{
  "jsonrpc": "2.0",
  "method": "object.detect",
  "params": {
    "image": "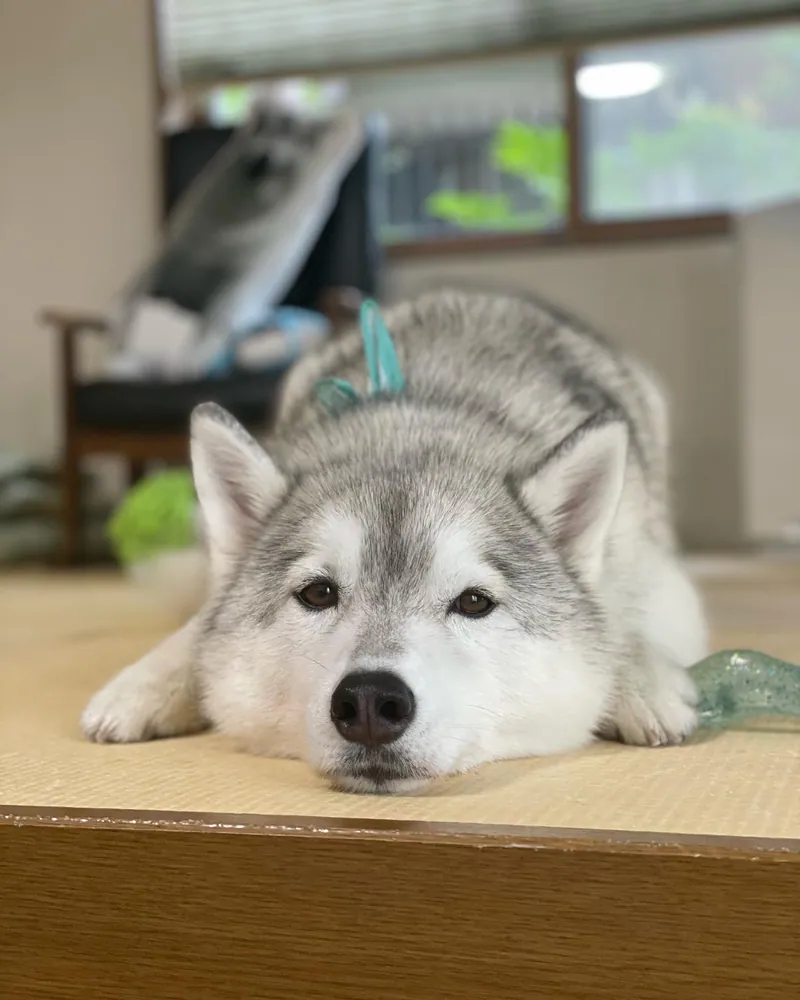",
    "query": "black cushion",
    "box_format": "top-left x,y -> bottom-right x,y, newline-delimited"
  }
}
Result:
74,369 -> 288,432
